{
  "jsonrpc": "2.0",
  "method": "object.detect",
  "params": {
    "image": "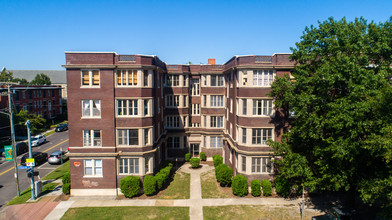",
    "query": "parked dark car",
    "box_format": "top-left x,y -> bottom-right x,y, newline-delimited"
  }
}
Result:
55,123 -> 68,132
15,142 -> 28,156
20,152 -> 48,166
48,151 -> 68,164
